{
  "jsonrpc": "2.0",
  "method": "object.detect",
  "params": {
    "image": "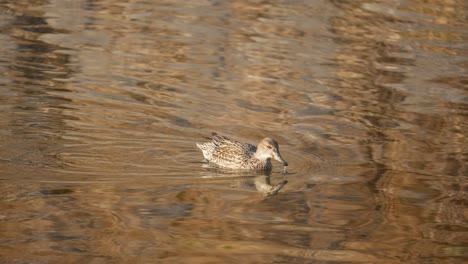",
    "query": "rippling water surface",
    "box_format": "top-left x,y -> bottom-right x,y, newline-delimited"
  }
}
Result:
0,0 -> 467,263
